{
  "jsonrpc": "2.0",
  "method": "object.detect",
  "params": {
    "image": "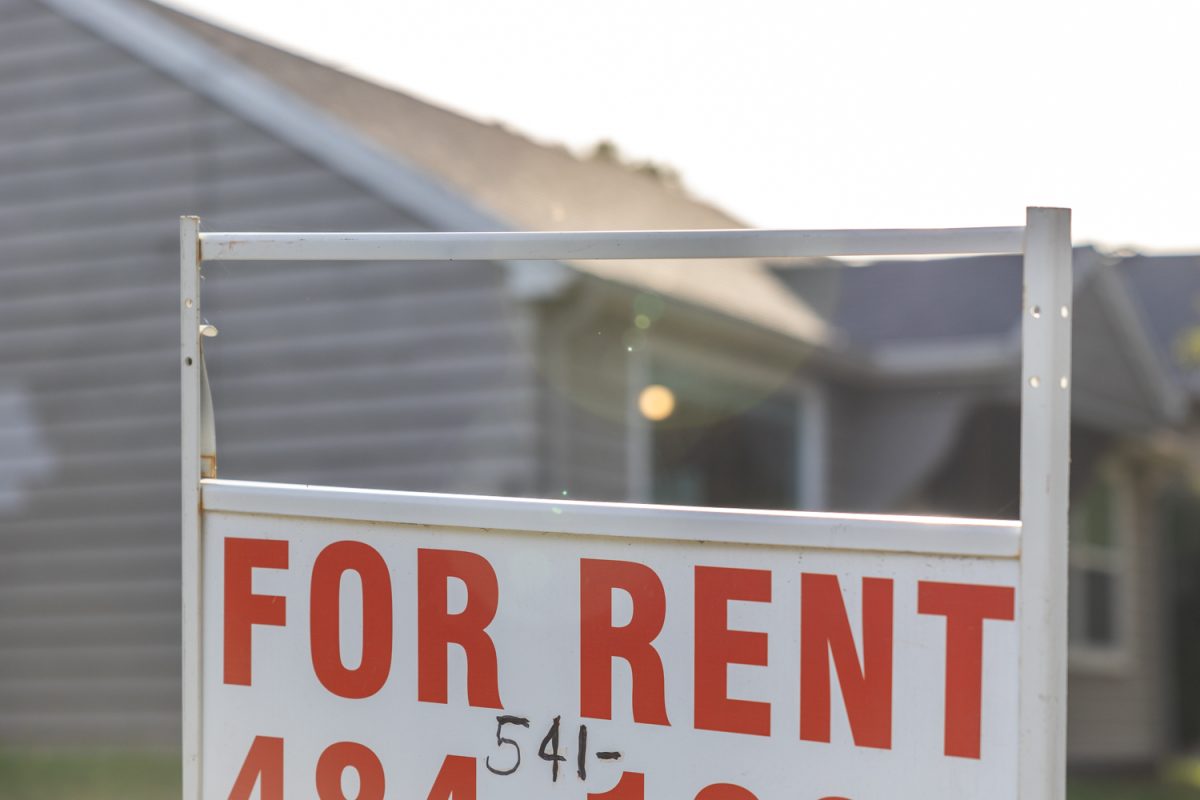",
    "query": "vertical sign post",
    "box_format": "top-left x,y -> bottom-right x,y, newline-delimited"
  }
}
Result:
1019,208 -> 1073,800
180,216 -> 203,800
